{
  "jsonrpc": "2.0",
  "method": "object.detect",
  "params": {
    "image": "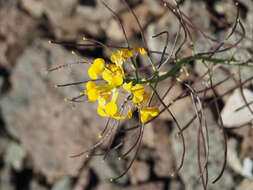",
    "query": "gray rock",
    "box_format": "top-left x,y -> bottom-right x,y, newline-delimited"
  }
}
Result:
0,166 -> 15,190
129,160 -> 150,184
227,139 -> 244,176
105,4 -> 153,42
89,156 -> 128,184
143,0 -> 164,16
0,136 -> 10,155
0,0 -> 36,69
242,157 -> 253,179
29,180 -> 48,190
221,89 -> 253,127
72,168 -> 89,190
146,119 -> 175,177
215,0 -> 237,23
128,182 -> 164,190
171,98 -> 234,190
96,181 -> 164,190
169,179 -> 185,190
96,182 -> 123,190
236,178 -> 253,190
3,142 -> 27,171
21,0 -> 45,18
0,76 -> 4,94
76,0 -> 126,22
21,0 -> 127,39
0,40 -> 105,183
51,177 -> 73,190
